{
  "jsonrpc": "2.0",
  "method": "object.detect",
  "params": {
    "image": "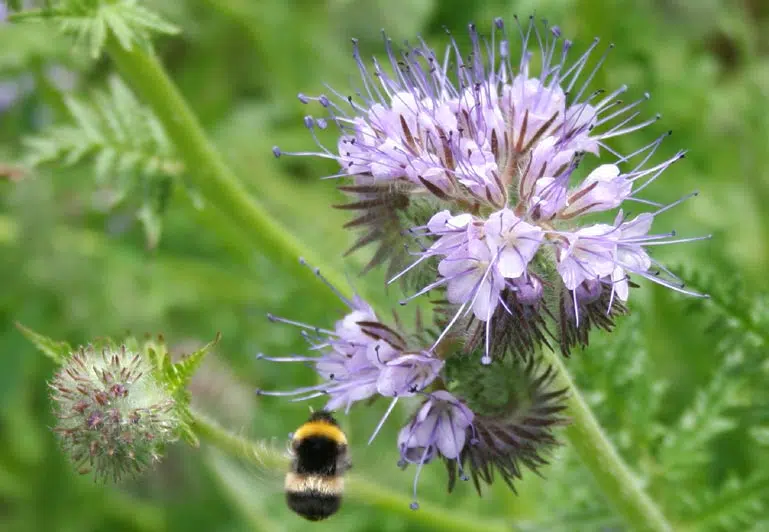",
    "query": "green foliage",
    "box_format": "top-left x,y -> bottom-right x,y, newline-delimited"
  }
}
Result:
22,76 -> 183,247
0,19 -> 88,75
145,332 -> 221,445
155,333 -> 221,398
14,0 -> 179,58
2,0 -> 769,531
14,322 -> 73,364
559,280 -> 769,531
